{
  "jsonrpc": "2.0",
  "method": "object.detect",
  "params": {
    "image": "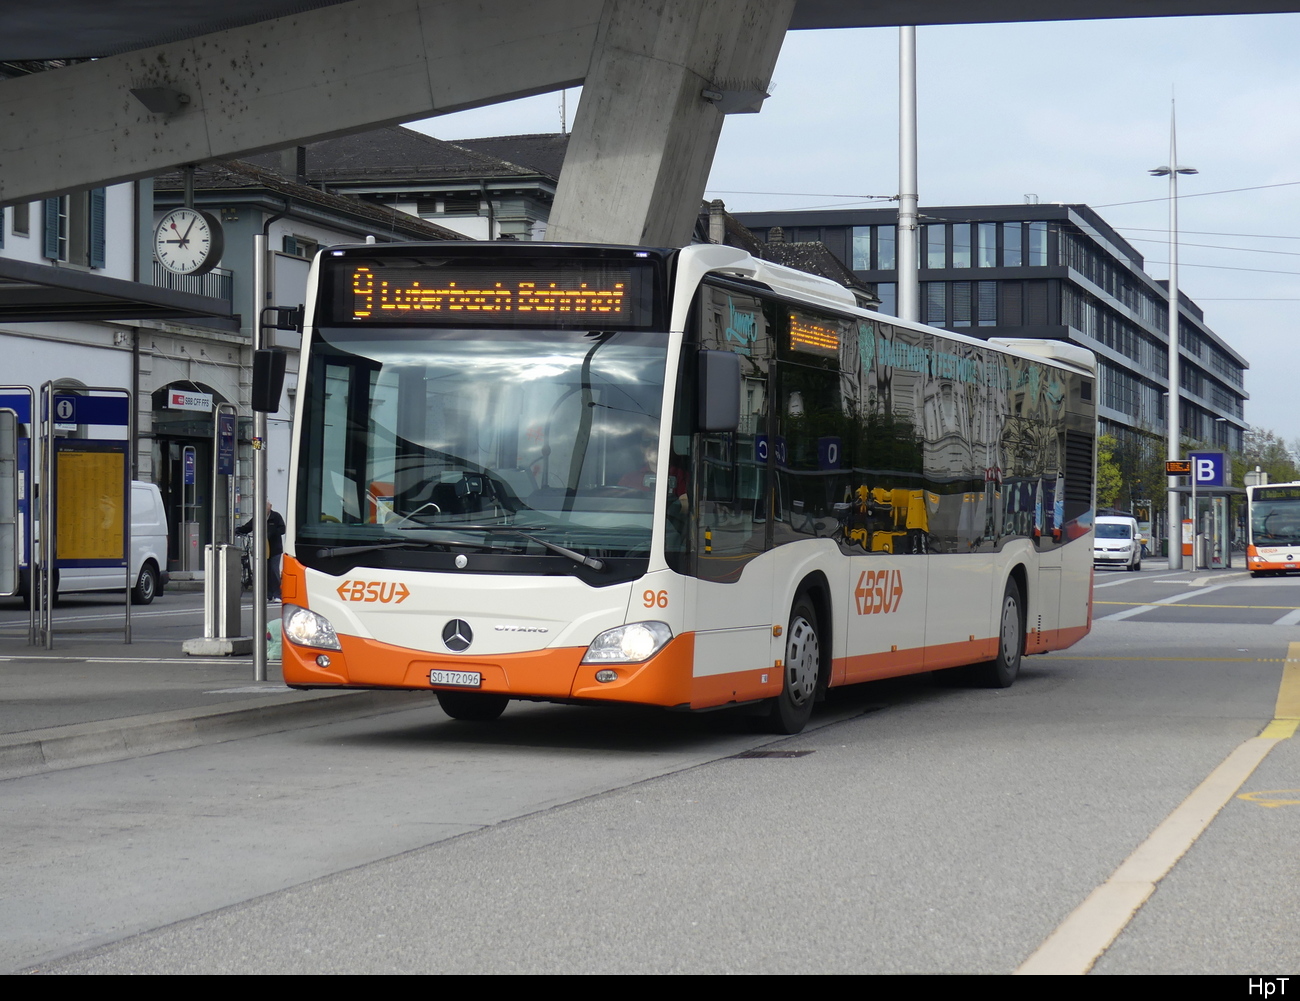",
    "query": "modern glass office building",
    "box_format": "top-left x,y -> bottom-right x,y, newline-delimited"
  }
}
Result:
733,204 -> 1248,456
